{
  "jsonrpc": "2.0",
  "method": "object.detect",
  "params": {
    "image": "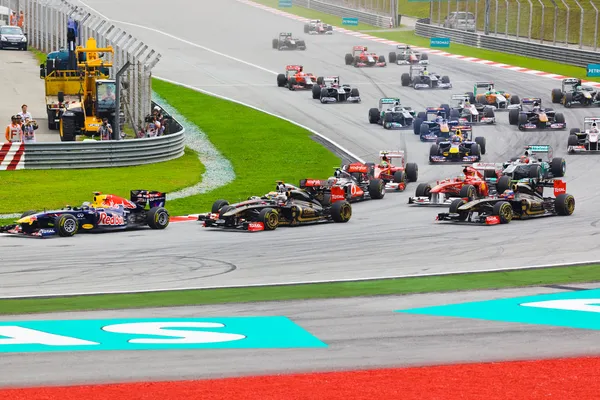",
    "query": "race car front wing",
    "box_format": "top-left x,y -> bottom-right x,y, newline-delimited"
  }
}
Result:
430,155 -> 481,163
414,82 -> 452,90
